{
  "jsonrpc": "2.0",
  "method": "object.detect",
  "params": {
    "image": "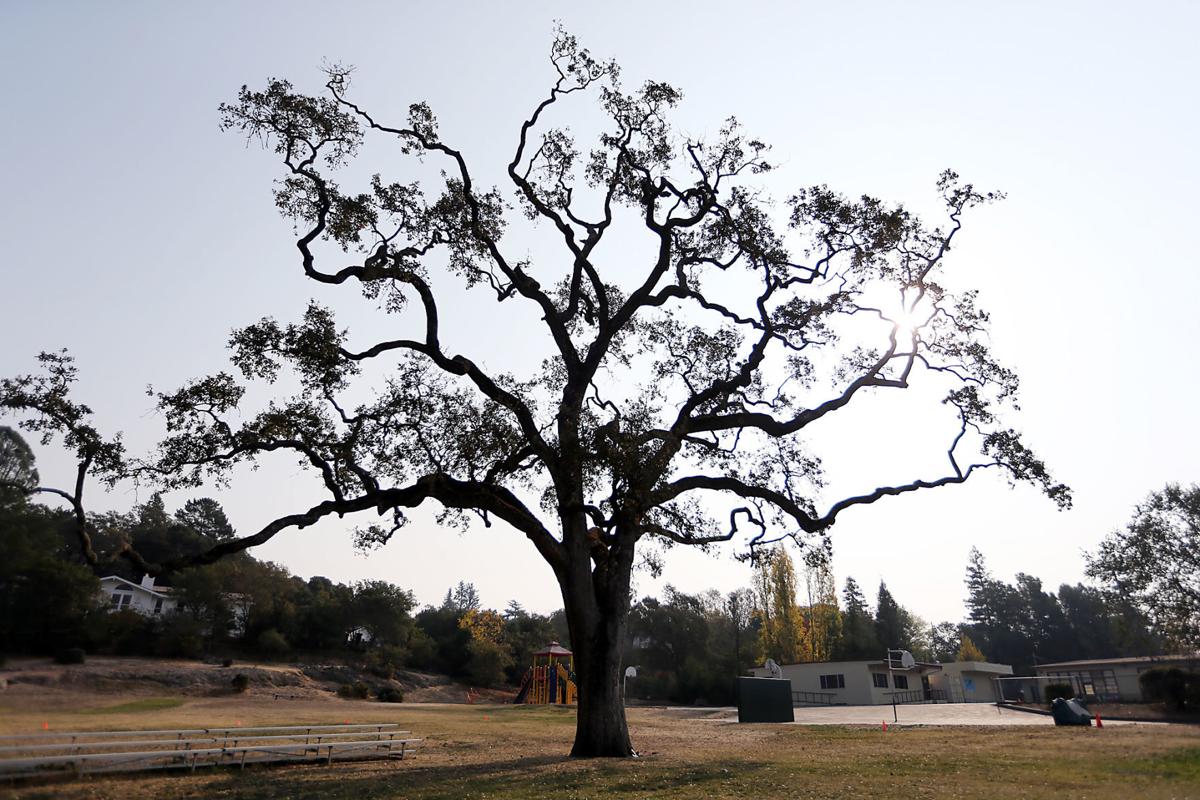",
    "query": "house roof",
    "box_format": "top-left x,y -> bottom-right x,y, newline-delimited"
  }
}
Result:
871,660 -> 943,674
759,658 -> 944,673
1035,654 -> 1200,670
98,575 -> 173,599
938,660 -> 1014,675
